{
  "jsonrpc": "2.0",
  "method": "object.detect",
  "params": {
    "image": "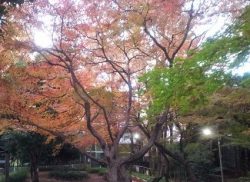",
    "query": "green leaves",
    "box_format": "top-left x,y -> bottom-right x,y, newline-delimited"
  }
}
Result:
140,56 -> 226,116
140,5 -> 250,117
